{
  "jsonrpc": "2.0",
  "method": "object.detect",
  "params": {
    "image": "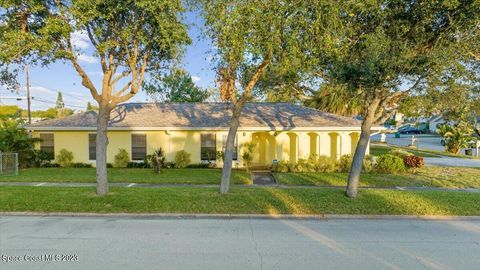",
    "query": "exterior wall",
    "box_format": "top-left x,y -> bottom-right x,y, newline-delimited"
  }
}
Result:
33,129 -> 363,167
